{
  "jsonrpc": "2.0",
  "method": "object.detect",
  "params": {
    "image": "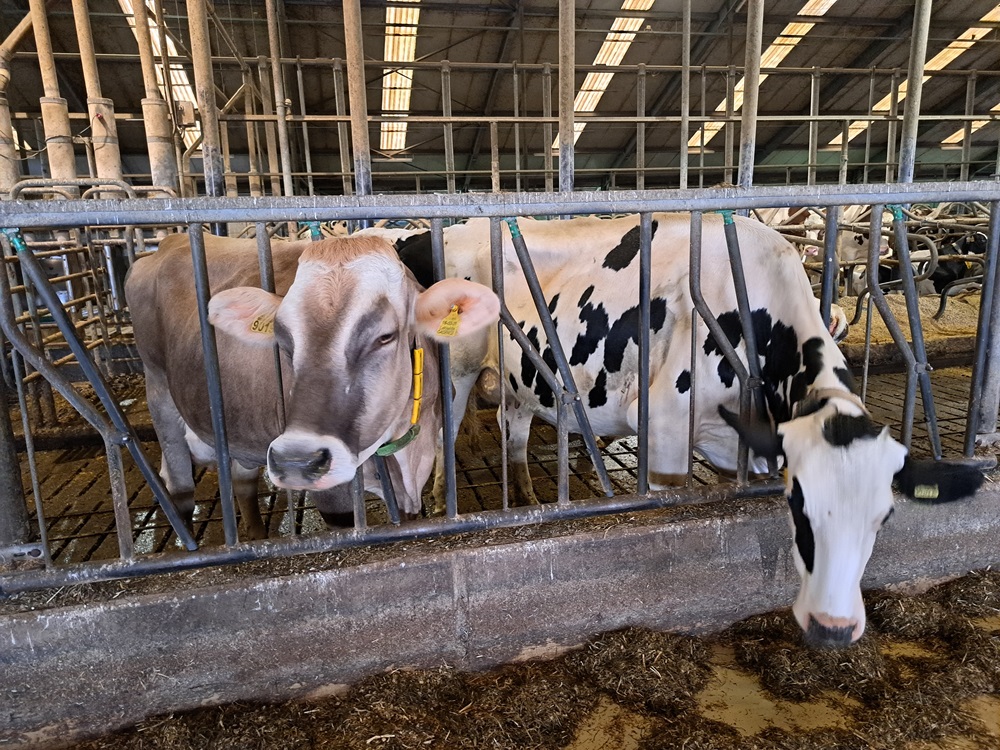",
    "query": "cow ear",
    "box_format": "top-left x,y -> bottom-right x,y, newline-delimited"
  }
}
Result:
717,405 -> 783,460
415,278 -> 500,342
208,287 -> 282,346
894,456 -> 985,504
